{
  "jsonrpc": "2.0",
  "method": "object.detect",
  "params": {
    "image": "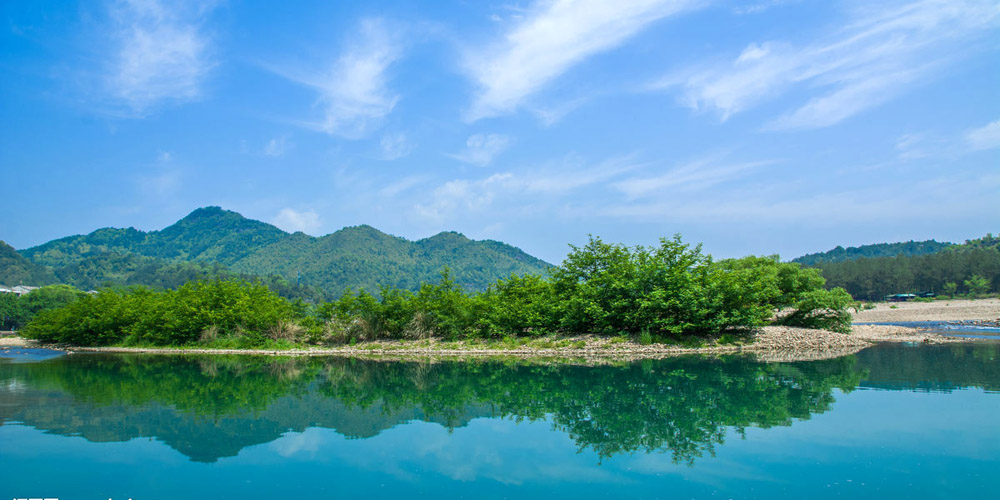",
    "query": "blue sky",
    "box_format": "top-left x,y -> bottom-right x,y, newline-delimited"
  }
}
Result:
1,0 -> 998,264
